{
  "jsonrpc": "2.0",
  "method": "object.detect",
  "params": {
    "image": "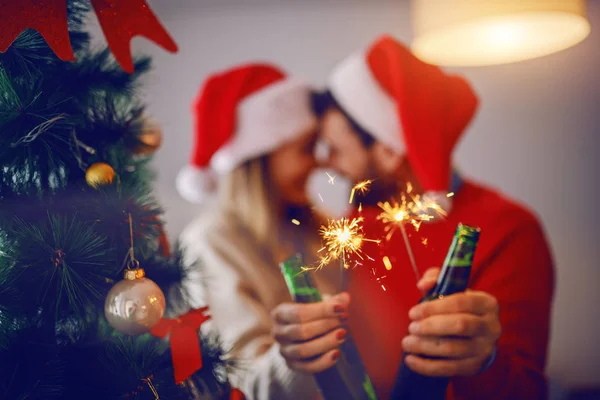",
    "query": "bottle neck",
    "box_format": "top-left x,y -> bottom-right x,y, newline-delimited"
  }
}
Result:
435,264 -> 471,297
280,255 -> 322,303
427,234 -> 477,299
